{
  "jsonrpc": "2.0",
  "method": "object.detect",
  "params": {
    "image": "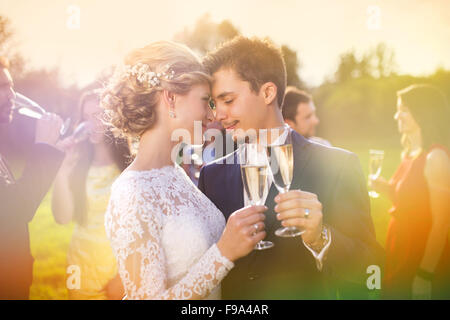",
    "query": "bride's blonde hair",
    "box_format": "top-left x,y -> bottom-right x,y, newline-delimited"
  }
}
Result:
101,41 -> 211,138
